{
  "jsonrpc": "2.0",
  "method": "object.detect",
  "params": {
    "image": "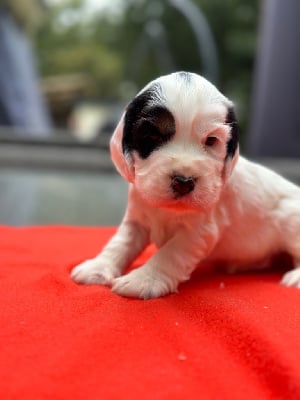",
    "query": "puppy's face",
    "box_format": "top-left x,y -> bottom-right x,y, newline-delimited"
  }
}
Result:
111,72 -> 239,212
